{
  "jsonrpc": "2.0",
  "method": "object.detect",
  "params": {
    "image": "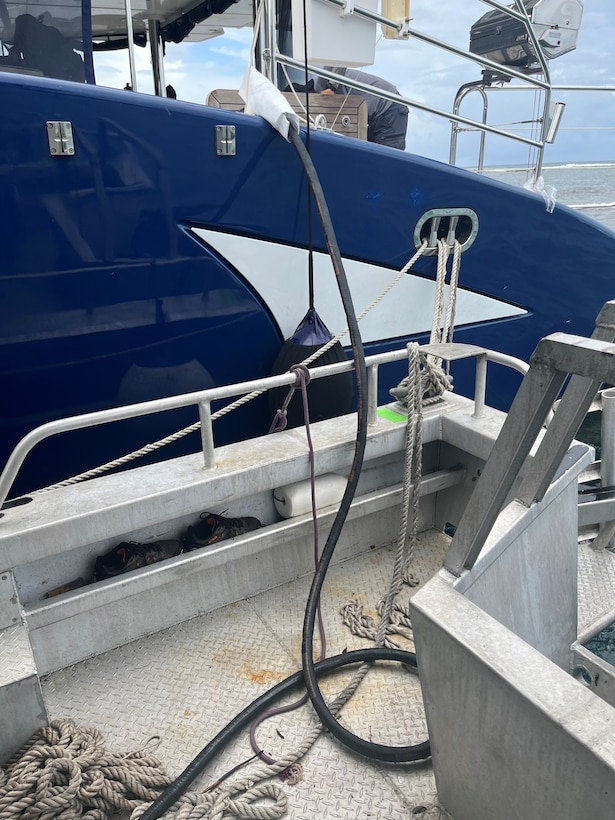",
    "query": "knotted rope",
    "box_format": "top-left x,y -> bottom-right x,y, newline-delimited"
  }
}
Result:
0,720 -> 292,820
340,595 -> 416,650
0,719 -> 172,819
390,239 -> 461,409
